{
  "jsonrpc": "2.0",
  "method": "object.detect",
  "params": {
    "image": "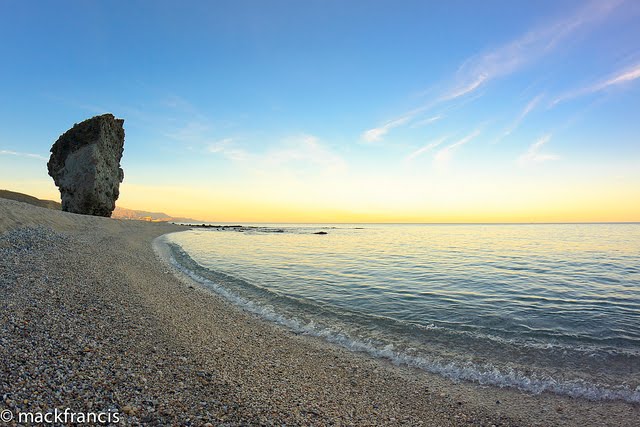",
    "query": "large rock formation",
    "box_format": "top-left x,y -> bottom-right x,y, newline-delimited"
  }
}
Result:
47,114 -> 125,217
